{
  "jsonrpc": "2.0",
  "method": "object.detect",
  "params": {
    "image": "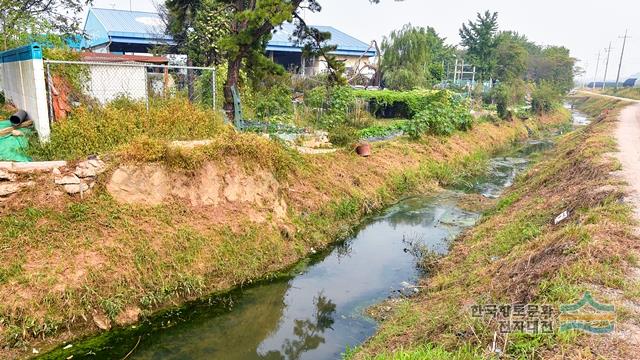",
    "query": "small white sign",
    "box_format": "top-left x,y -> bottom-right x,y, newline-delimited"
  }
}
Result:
554,210 -> 569,225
